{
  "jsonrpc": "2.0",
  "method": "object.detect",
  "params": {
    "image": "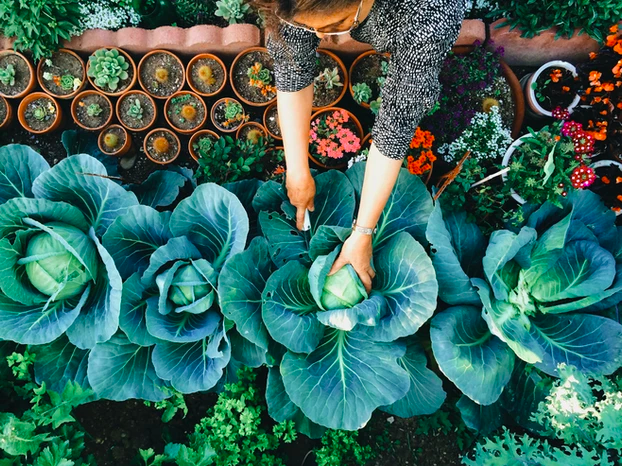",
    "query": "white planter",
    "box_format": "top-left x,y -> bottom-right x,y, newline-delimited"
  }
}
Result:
523,60 -> 581,118
589,159 -> 622,216
501,134 -> 531,205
